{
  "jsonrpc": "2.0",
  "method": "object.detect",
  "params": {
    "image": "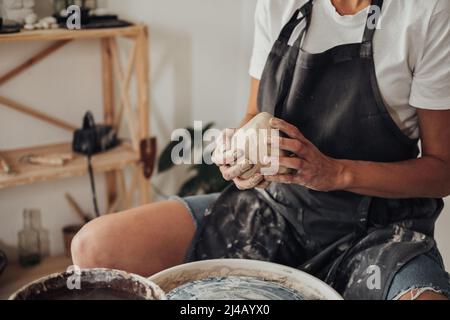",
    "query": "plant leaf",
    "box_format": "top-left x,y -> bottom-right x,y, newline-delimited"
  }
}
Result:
178,175 -> 203,197
203,122 -> 215,132
158,140 -> 179,173
158,123 -> 215,174
192,164 -> 230,194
